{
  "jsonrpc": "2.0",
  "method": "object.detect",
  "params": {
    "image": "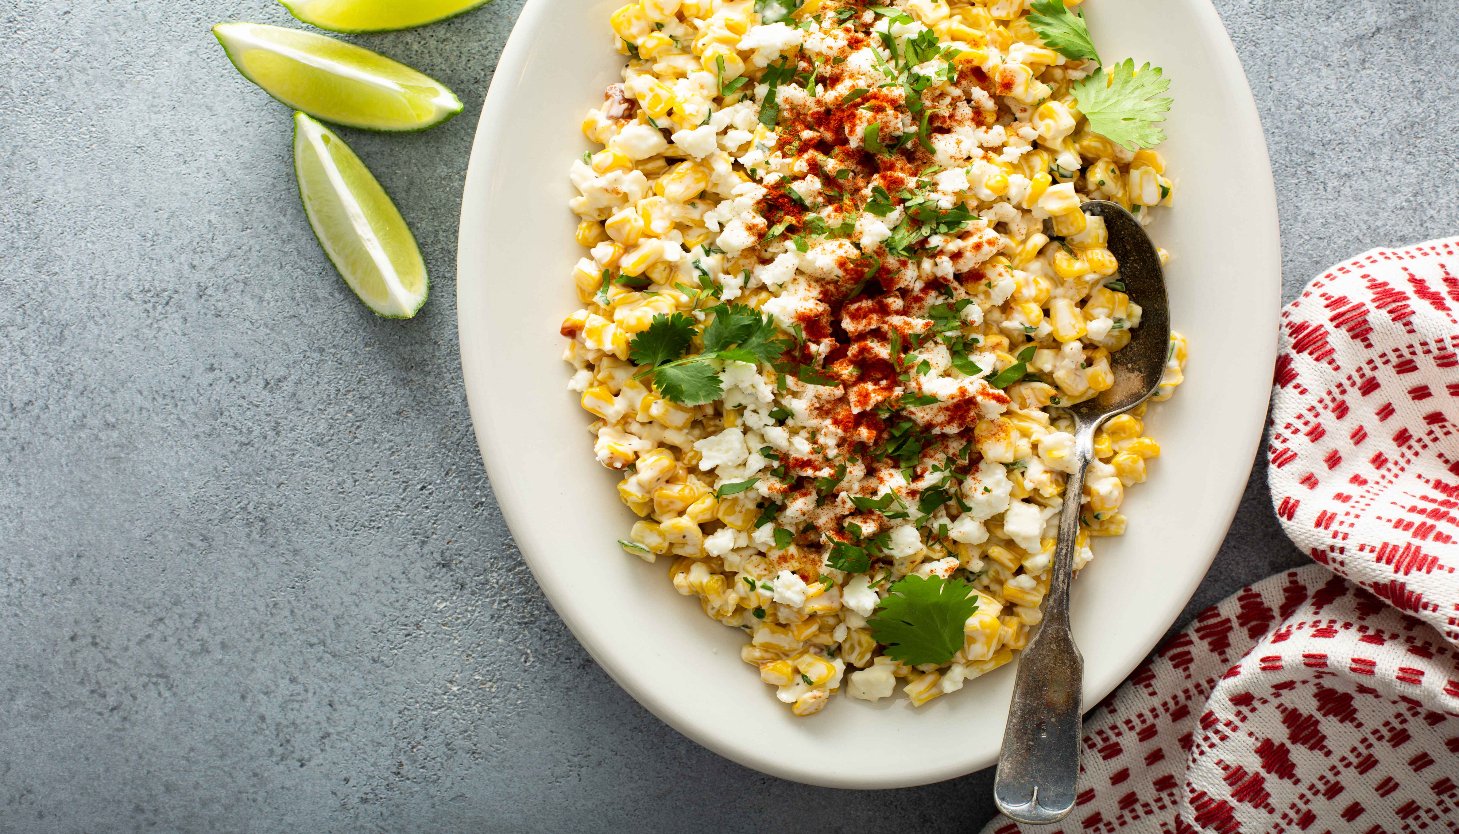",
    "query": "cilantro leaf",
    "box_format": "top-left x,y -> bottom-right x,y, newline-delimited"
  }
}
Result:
716,478 -> 760,498
868,575 -> 980,665
759,61 -> 794,127
988,344 -> 1038,389
1027,0 -> 1100,64
653,359 -> 723,405
1072,59 -> 1172,151
628,313 -> 696,367
755,0 -> 801,24
950,352 -> 983,376
773,528 -> 794,549
700,304 -> 760,353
